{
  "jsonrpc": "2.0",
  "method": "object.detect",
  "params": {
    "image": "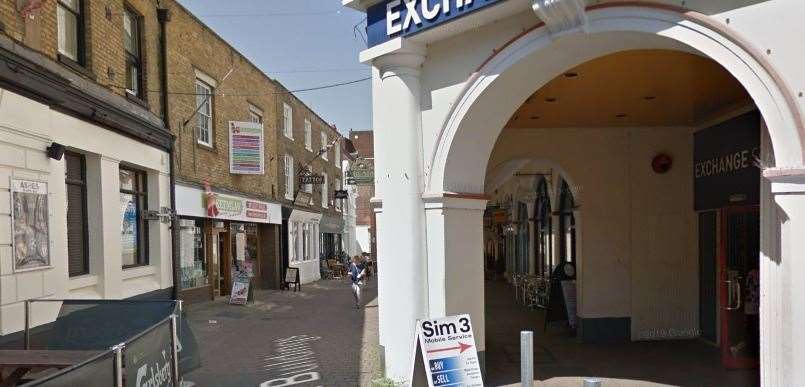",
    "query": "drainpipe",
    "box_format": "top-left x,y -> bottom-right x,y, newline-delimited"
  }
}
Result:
157,6 -> 180,300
